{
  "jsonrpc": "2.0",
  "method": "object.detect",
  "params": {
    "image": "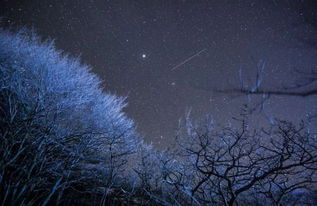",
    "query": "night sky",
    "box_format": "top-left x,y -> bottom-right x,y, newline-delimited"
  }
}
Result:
1,0 -> 316,146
